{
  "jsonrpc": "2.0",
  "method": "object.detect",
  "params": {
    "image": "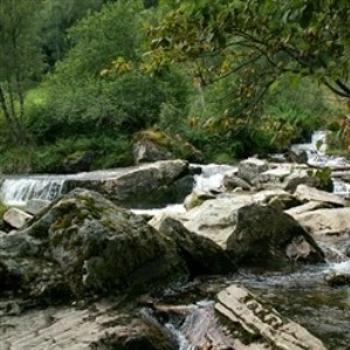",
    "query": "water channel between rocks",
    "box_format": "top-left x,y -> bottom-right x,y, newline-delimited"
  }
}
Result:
1,131 -> 350,349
